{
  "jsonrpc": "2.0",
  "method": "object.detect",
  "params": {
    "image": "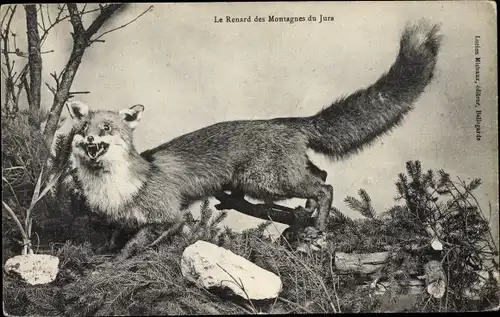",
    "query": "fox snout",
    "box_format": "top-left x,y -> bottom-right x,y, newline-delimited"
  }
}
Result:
74,134 -> 110,161
85,141 -> 110,160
